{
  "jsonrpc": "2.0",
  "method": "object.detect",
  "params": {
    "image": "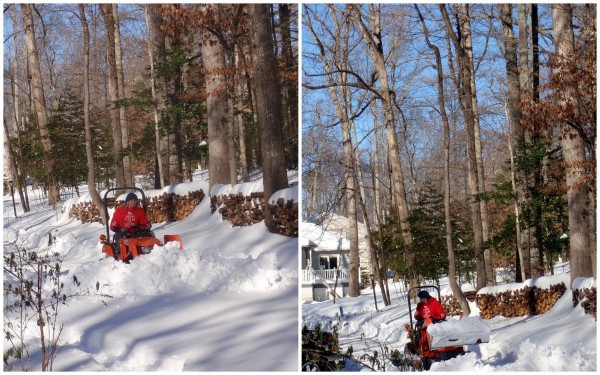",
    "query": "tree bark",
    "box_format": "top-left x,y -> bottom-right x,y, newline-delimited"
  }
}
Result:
22,4 -> 60,206
249,4 -> 290,231
200,4 -> 231,193
112,4 -> 133,187
234,44 -> 250,182
551,4 -> 594,284
440,4 -> 486,290
416,4 -> 470,315
100,4 -> 125,188
79,4 -> 106,224
144,5 -> 164,189
461,4 -> 494,286
350,4 -> 416,292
